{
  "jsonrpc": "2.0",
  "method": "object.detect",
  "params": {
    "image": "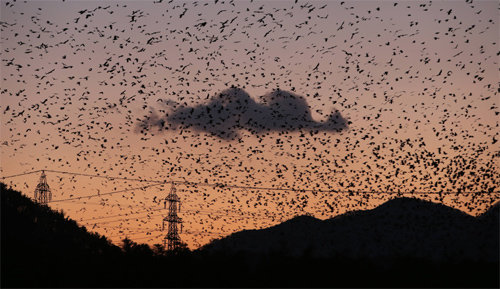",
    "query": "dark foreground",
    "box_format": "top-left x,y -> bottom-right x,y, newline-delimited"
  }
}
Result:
1,183 -> 498,287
